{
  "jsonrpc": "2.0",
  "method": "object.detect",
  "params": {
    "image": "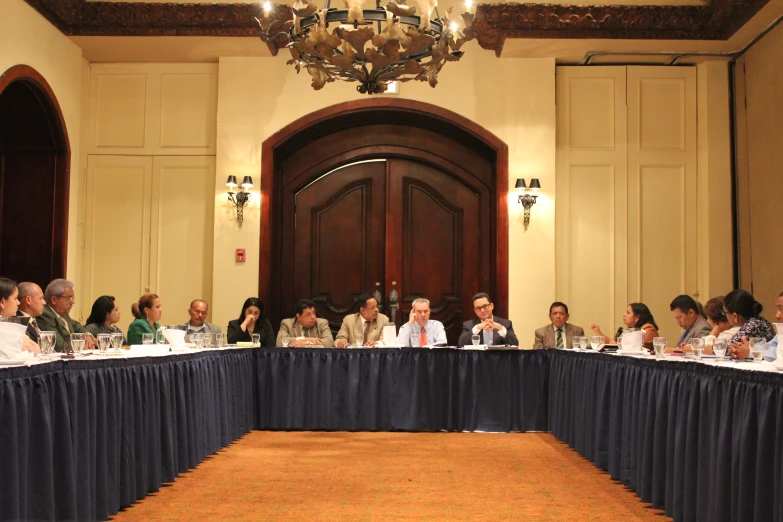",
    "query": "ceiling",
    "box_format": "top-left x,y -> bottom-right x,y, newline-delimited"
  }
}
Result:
23,0 -> 783,63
